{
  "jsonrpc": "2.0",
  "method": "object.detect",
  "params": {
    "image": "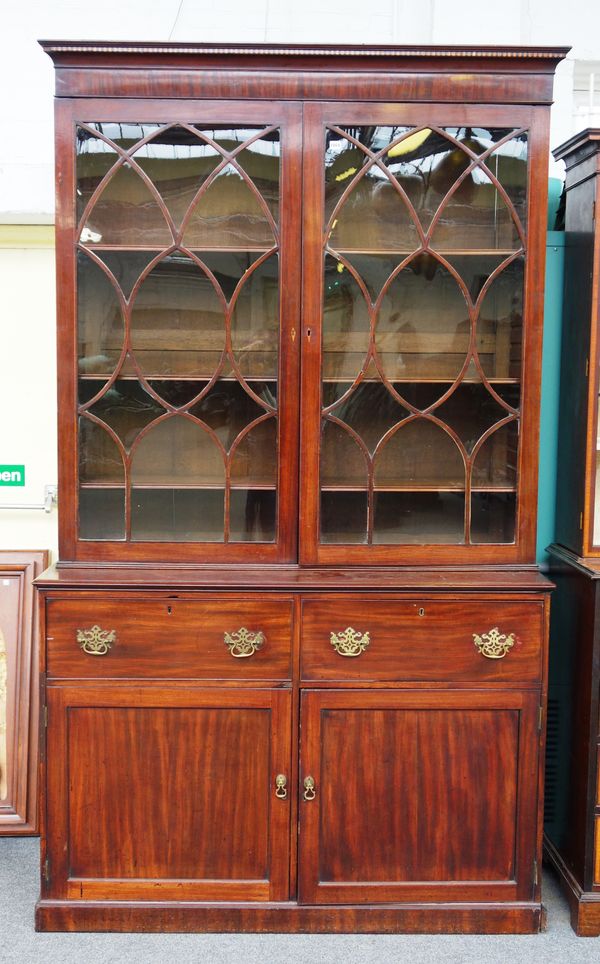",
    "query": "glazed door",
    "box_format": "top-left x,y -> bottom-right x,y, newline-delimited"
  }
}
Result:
59,99 -> 302,563
300,102 -> 547,565
44,685 -> 291,901
298,689 -> 539,904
